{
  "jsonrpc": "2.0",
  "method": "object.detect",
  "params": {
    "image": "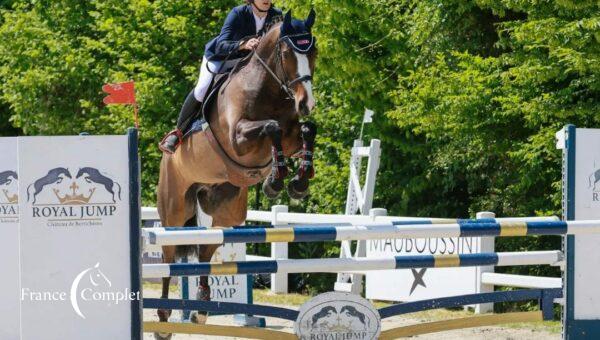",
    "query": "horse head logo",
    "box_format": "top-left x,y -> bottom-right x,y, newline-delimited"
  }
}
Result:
70,263 -> 112,319
27,168 -> 72,204
589,169 -> 600,192
0,170 -> 18,203
76,167 -> 121,203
